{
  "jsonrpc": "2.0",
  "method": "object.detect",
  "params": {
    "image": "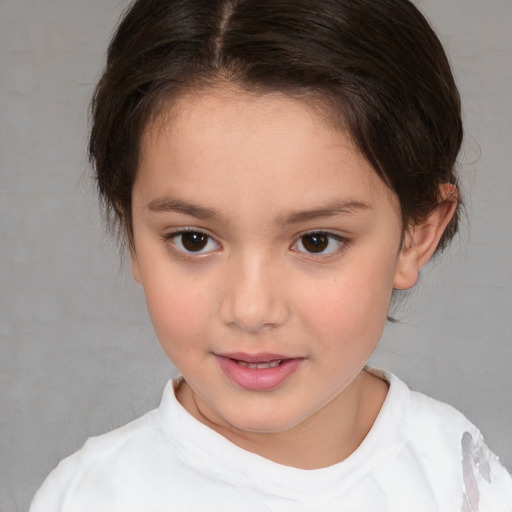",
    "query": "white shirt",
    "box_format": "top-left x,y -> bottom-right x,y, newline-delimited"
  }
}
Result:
31,370 -> 512,511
